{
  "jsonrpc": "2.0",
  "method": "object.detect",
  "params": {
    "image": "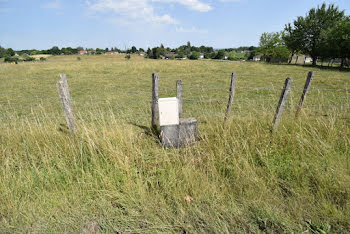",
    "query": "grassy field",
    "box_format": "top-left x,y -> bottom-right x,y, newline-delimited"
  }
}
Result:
0,54 -> 349,233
